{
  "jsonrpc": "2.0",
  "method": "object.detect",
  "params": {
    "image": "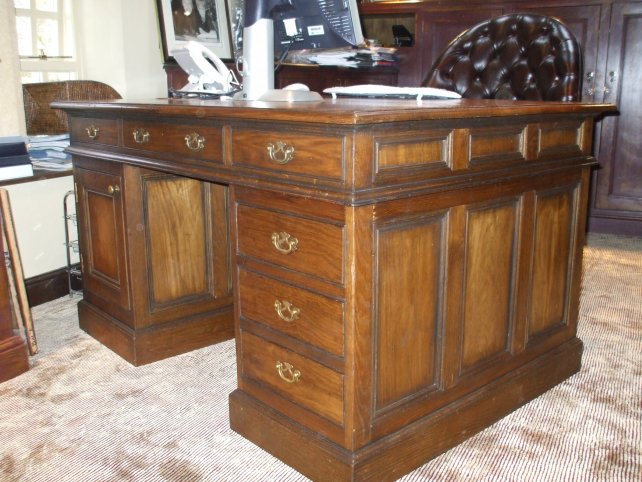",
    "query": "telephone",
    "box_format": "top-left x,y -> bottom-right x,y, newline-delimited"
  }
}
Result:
171,41 -> 238,94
